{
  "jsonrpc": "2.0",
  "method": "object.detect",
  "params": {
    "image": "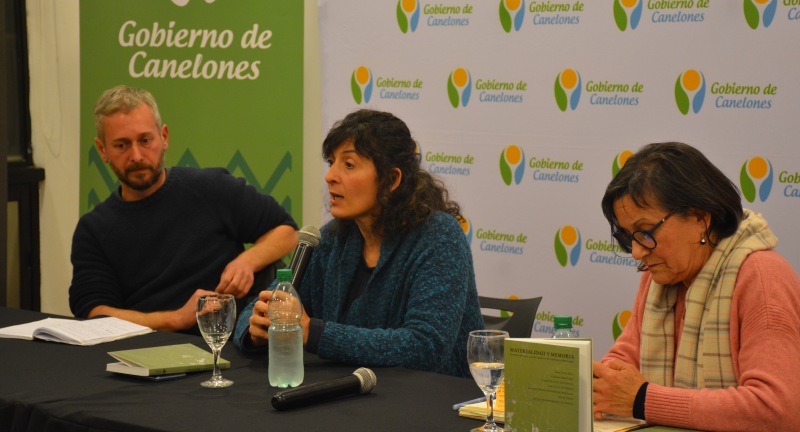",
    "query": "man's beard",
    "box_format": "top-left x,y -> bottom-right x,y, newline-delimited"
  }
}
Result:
112,157 -> 165,191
